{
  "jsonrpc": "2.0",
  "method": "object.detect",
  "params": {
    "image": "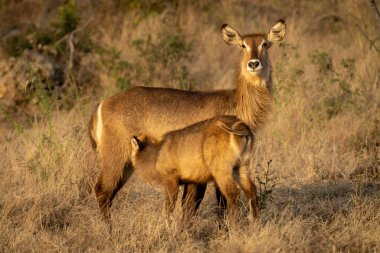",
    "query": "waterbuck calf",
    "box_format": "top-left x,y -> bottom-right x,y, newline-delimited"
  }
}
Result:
89,20 -> 286,223
130,115 -> 258,219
